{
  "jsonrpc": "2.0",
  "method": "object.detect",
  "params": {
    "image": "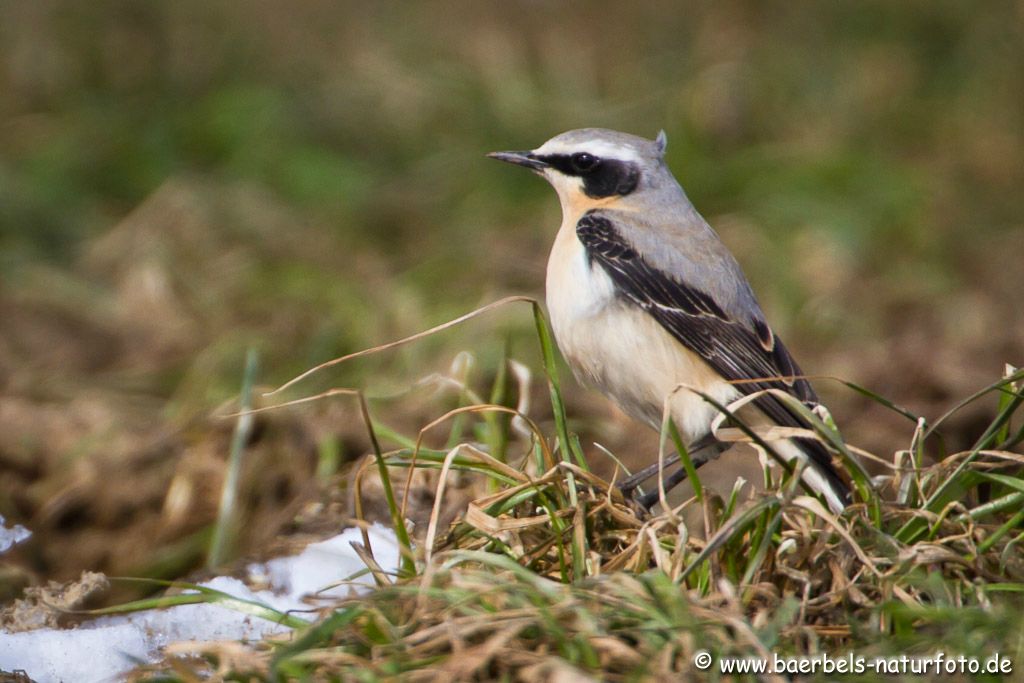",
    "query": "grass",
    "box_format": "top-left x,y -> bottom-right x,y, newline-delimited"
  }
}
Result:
4,1 -> 1022,604
130,303 -> 1024,681
208,348 -> 260,569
